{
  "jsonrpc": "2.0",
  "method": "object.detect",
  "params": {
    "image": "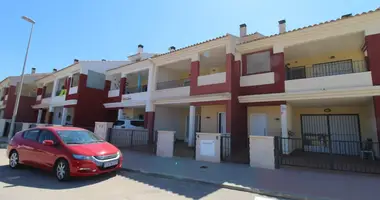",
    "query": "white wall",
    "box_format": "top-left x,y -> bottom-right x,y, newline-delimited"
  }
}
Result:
285,72 -> 373,92
152,86 -> 190,101
240,72 -> 275,87
198,72 -> 226,86
154,106 -> 188,140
